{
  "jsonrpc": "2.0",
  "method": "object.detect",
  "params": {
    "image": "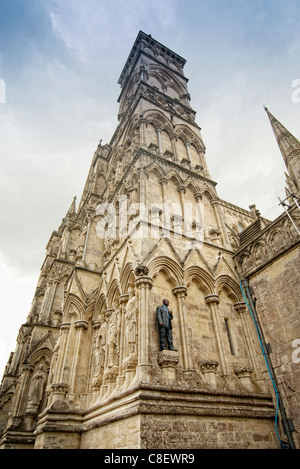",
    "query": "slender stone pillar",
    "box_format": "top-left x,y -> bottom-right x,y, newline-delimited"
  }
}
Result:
156,128 -> 163,155
177,185 -> 185,220
185,142 -> 192,163
172,286 -> 191,370
140,118 -> 147,148
160,177 -> 170,233
116,294 -> 129,390
171,134 -> 178,160
135,267 -> 153,383
82,219 -> 91,262
234,302 -> 261,378
205,295 -> 228,376
210,199 -> 230,247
